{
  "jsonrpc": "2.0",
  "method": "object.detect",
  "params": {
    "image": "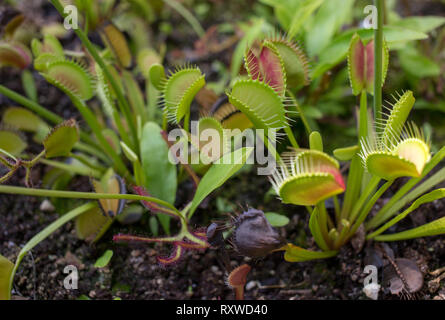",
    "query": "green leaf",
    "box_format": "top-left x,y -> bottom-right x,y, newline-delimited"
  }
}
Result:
391,16 -> 445,34
0,254 -> 14,300
43,119 -> 79,158
274,150 -> 345,206
305,0 -> 354,56
2,107 -> 47,132
230,18 -> 272,78
333,145 -> 359,161
140,122 -> 177,233
309,207 -> 329,251
94,250 -> 114,268
162,67 -> 205,123
120,141 -> 138,163
398,46 -> 440,78
3,14 -> 25,40
268,37 -> 311,88
137,48 -> 161,79
6,202 -> 97,300
309,131 -> 323,152
148,63 -> 166,90
227,79 -> 288,131
375,216 -> 445,242
149,215 -> 159,236
192,117 -> 228,164
312,26 -> 428,79
75,206 -> 113,242
140,122 -> 177,204
42,60 -> 94,101
40,34 -> 64,57
102,128 -> 121,155
0,41 -> 32,70
287,0 -> 324,39
265,212 -> 289,227
369,189 -> 445,240
365,152 -> 420,180
284,243 -> 338,262
367,147 -> 445,229
116,204 -> 144,225
123,70 -> 147,122
21,70 -> 38,102
100,23 -> 132,68
0,130 -> 27,156
245,41 -> 287,96
189,147 -> 254,216
381,90 -> 415,146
